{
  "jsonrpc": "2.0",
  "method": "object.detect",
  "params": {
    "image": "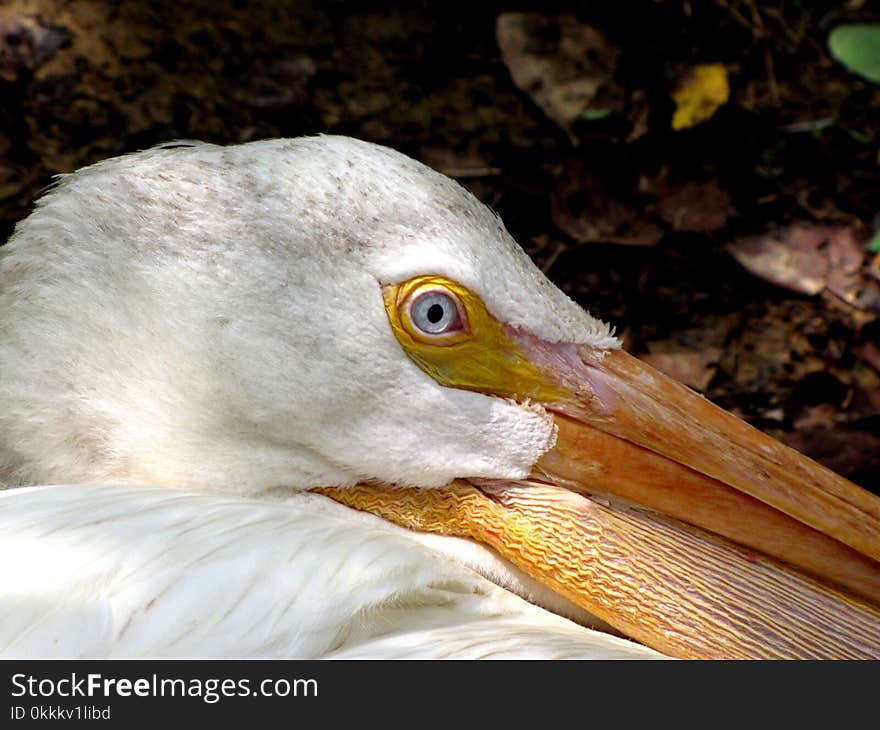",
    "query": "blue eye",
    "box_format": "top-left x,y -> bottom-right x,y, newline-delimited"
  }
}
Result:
410,290 -> 462,335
